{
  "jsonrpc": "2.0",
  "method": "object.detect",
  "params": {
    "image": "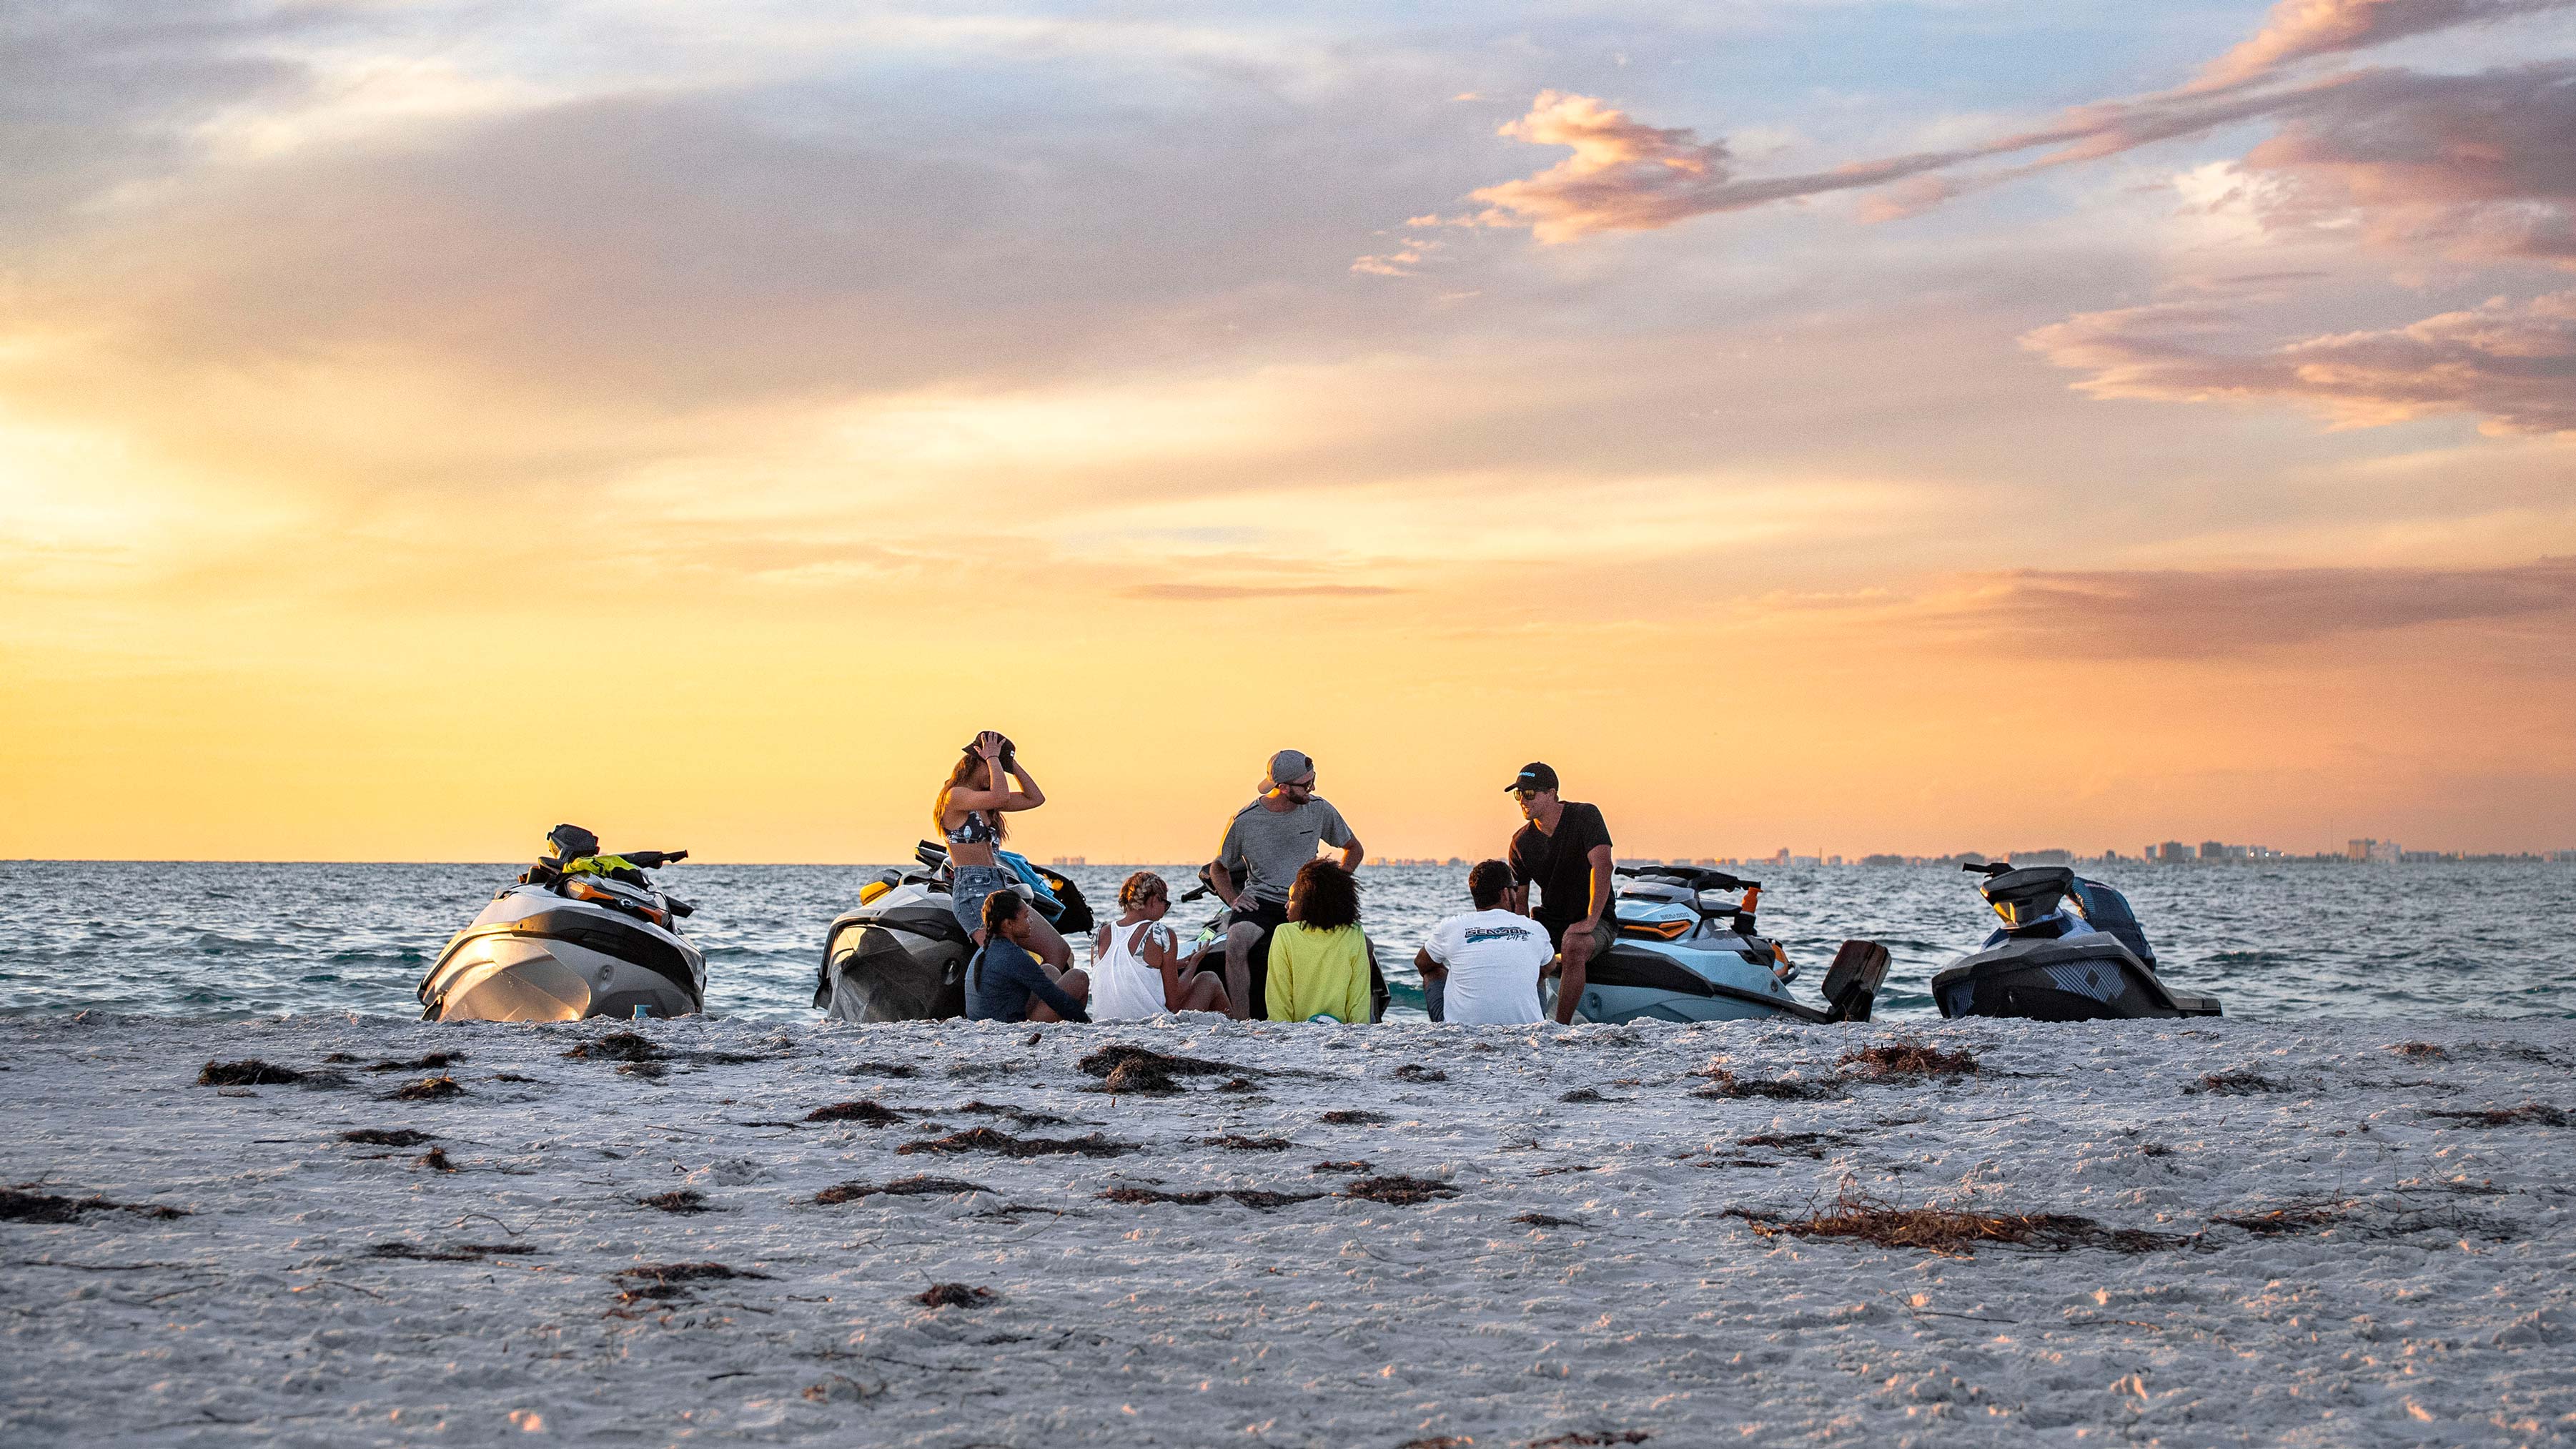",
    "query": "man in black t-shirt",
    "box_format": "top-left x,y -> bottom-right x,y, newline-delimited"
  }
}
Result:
1502,762 -> 1617,1026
